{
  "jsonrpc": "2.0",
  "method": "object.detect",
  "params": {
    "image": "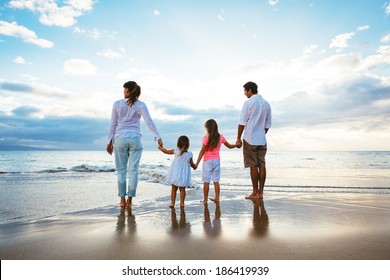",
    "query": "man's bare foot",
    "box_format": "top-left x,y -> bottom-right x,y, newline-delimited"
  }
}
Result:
245,193 -> 261,200
200,200 -> 208,205
209,198 -> 220,203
